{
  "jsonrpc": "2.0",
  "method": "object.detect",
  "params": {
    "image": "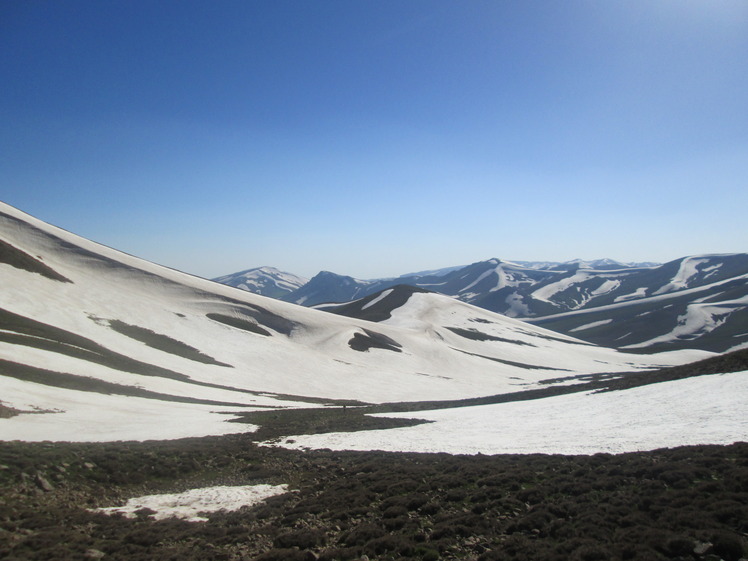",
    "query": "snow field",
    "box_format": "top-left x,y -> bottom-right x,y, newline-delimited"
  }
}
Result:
0,374 -> 260,442
273,371 -> 748,455
0,202 -> 725,444
93,484 -> 290,522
